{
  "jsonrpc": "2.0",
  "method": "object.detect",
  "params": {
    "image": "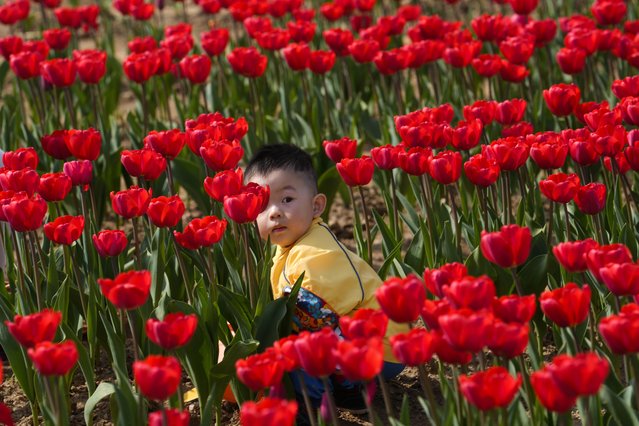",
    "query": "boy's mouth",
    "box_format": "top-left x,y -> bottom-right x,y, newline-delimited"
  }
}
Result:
272,226 -> 287,233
